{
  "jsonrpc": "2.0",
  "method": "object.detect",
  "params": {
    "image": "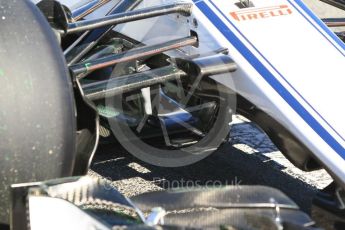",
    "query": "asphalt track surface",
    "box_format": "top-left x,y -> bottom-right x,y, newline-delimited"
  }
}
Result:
90,116 -> 331,214
87,0 -> 344,214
